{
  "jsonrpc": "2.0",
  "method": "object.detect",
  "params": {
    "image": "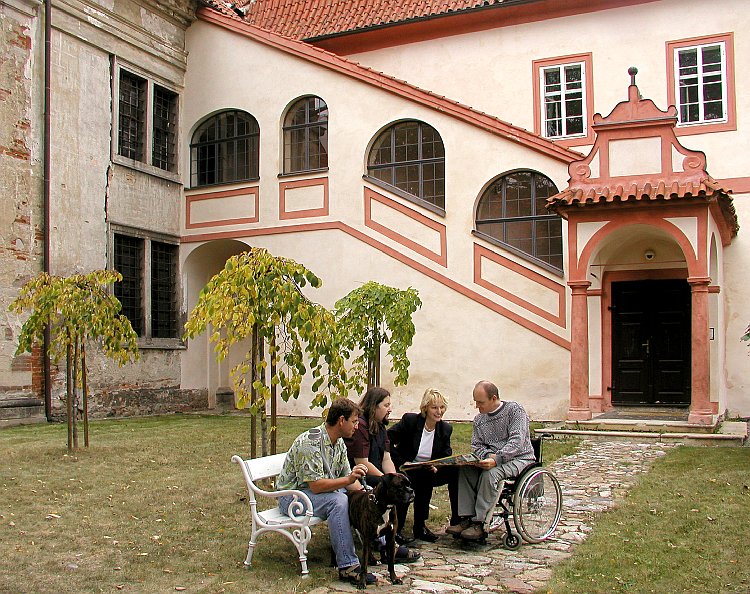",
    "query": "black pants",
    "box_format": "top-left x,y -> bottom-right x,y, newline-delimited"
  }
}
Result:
399,465 -> 459,531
